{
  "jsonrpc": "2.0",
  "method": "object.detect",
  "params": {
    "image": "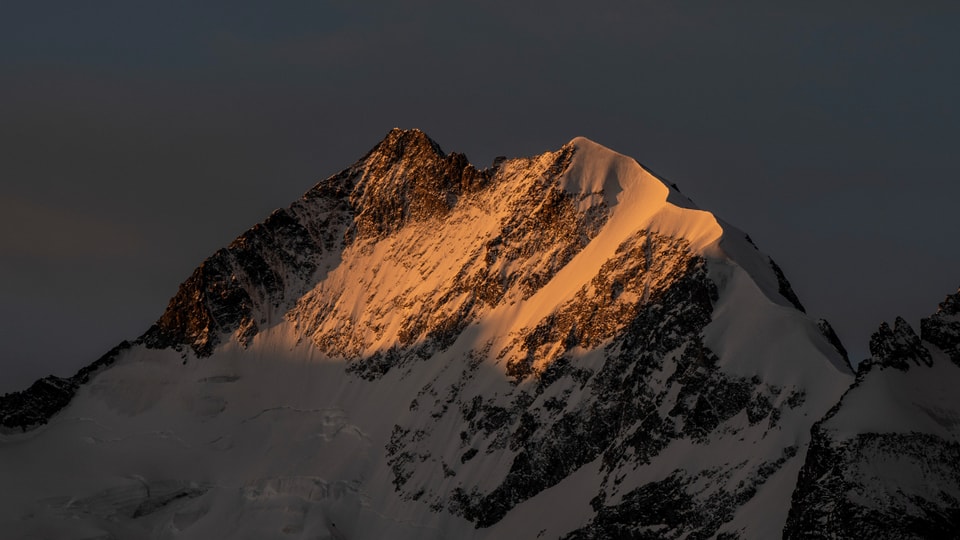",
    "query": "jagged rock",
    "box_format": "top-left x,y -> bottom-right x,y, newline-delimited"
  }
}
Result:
0,341 -> 130,431
769,257 -> 805,313
818,318 -> 851,370
142,171 -> 353,356
867,316 -> 932,370
350,128 -> 489,240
